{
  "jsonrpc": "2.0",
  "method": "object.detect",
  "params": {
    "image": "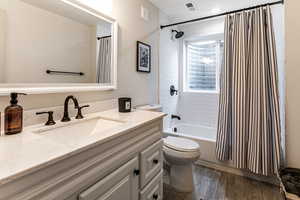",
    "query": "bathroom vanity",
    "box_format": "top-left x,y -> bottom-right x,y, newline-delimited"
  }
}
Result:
0,109 -> 165,200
